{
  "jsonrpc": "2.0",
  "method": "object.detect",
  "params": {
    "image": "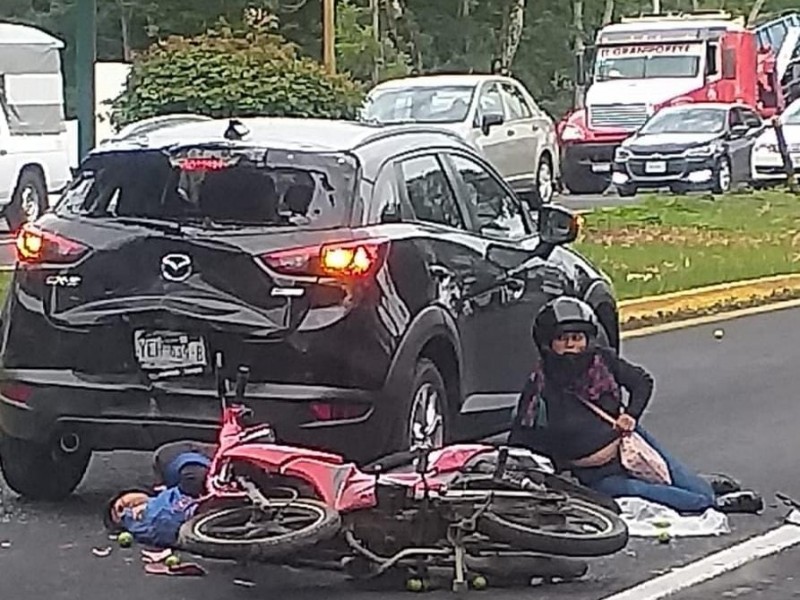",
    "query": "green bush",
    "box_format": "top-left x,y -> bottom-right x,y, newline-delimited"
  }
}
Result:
110,21 -> 366,128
